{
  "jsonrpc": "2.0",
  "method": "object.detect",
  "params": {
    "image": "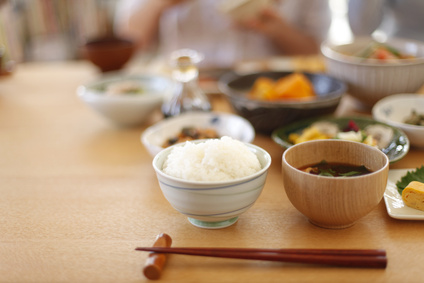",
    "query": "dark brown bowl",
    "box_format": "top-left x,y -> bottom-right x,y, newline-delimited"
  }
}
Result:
218,71 -> 347,134
82,36 -> 136,72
